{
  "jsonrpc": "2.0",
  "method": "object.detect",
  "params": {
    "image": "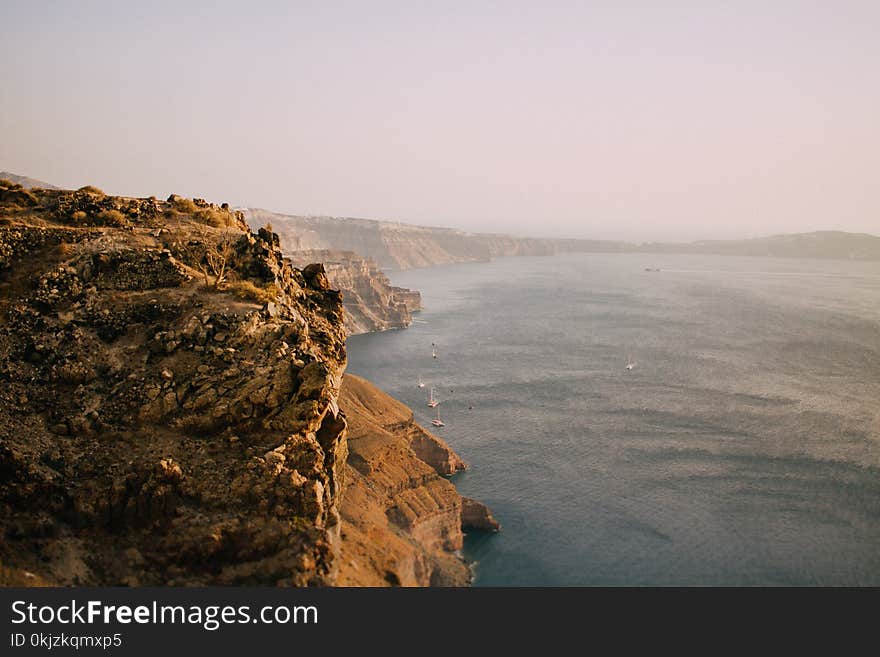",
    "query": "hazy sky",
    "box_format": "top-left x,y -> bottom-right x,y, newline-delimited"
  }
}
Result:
2,1 -> 878,241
